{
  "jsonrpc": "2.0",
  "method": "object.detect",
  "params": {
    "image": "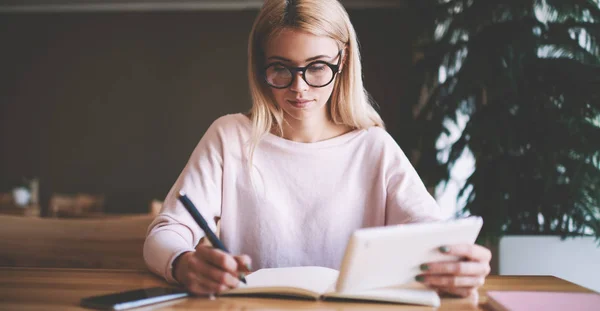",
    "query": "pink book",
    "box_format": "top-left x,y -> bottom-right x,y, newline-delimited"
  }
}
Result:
486,291 -> 600,311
